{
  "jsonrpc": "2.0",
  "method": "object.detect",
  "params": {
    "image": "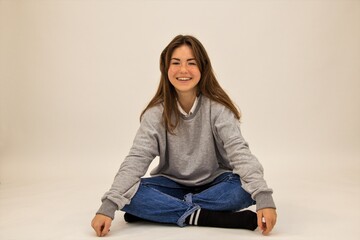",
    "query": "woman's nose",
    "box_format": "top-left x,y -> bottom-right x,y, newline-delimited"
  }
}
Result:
180,64 -> 188,73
